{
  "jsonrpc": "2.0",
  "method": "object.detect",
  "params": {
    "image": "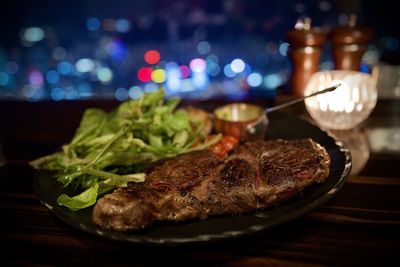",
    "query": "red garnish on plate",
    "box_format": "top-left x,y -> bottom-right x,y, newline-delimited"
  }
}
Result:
209,135 -> 239,157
